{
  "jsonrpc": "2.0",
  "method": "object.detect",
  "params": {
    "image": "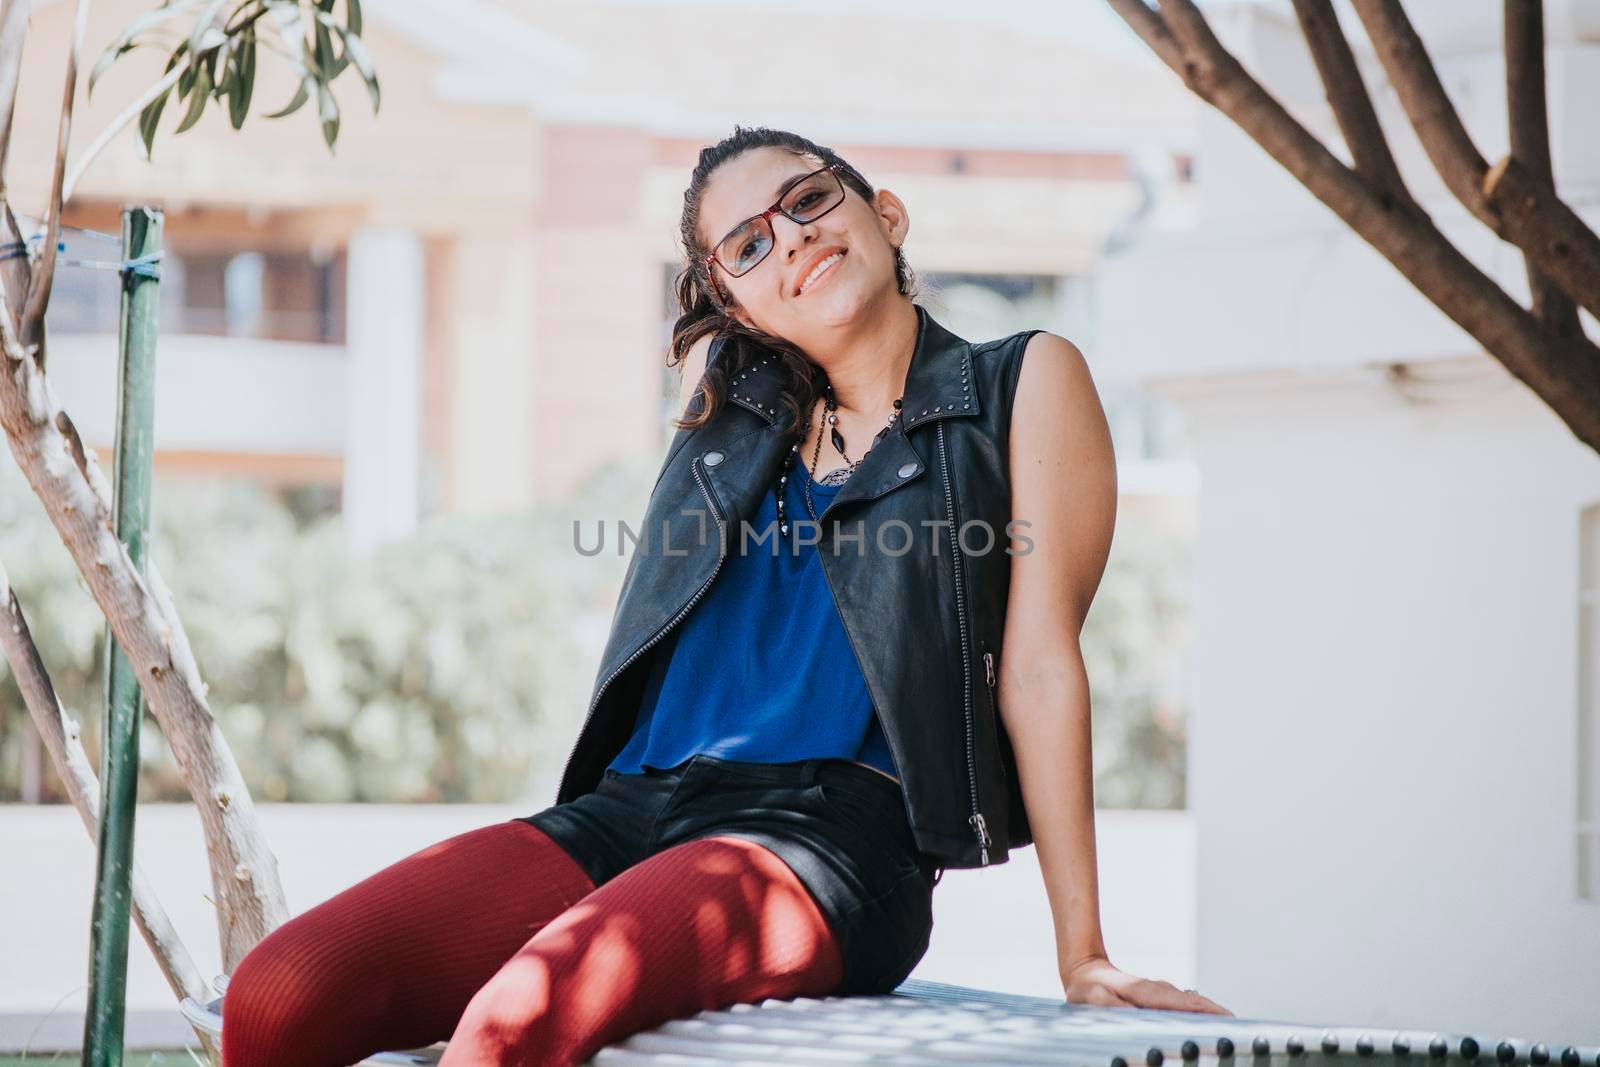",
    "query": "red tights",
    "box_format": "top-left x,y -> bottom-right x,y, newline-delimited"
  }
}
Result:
220,820 -> 845,1067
